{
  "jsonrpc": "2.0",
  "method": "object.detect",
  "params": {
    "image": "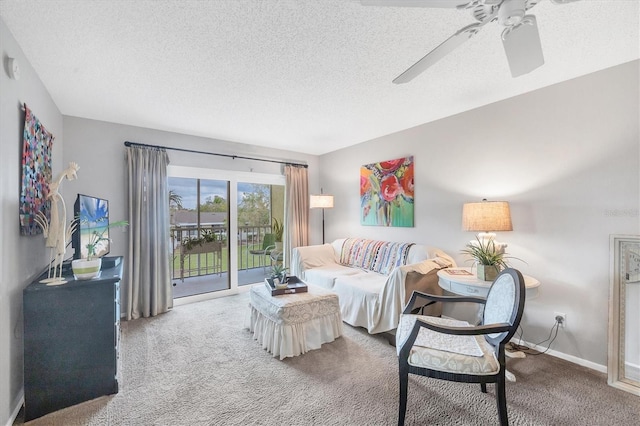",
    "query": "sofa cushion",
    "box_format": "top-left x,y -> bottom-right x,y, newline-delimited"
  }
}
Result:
294,243 -> 338,270
332,272 -> 388,330
304,265 -> 360,290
